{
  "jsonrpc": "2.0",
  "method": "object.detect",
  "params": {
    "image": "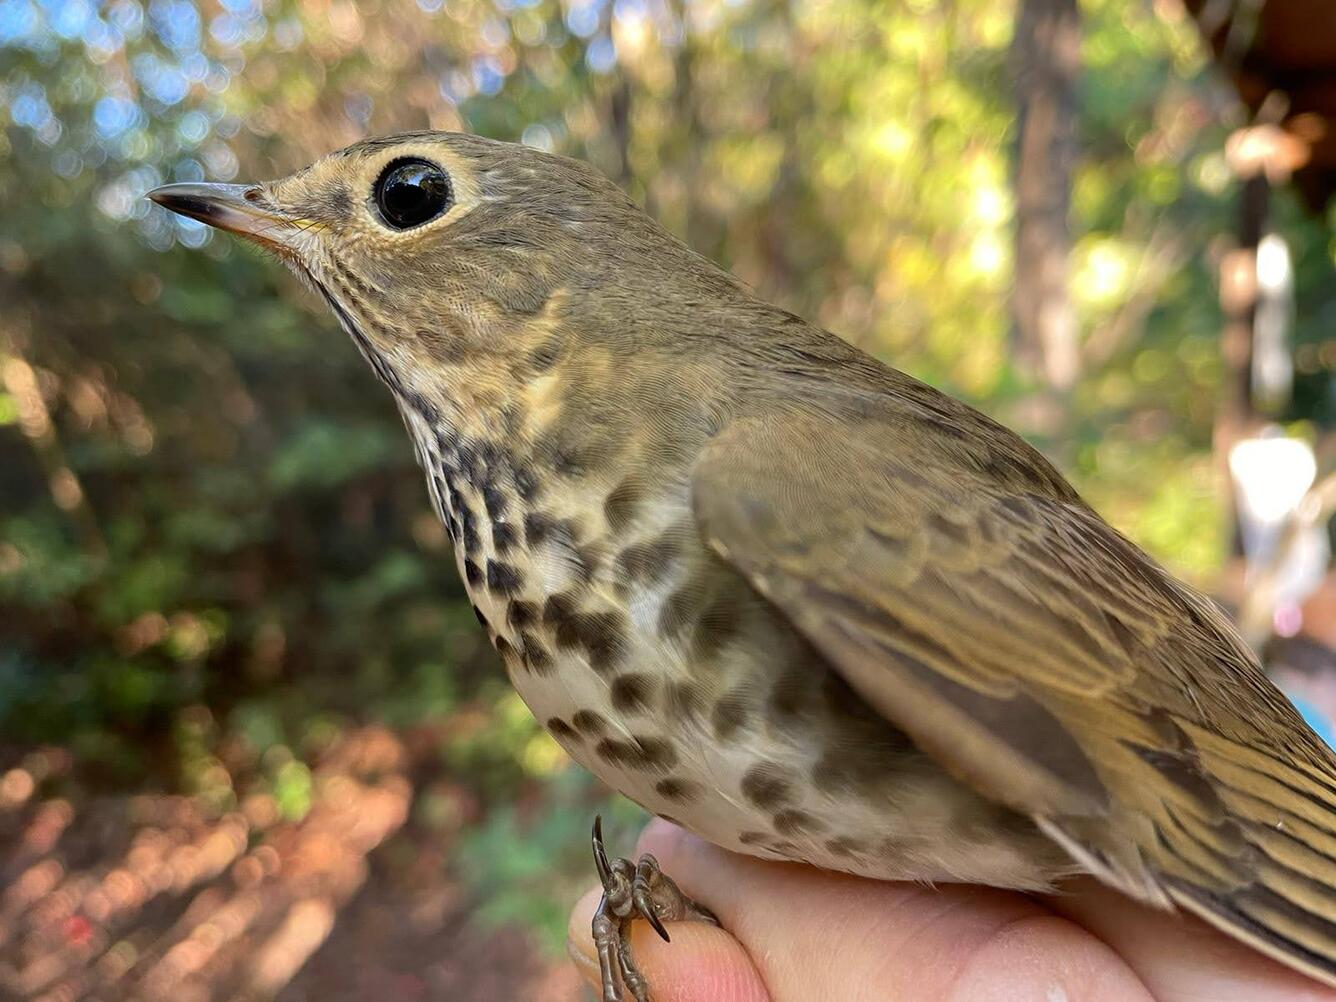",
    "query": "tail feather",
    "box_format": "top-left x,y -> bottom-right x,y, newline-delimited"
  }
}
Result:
1188,729 -> 1336,986
1168,878 -> 1336,989
1043,714 -> 1336,989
